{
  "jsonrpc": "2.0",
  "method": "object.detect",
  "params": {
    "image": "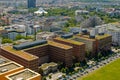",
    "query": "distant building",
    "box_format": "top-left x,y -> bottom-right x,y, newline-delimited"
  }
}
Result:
28,0 -> 36,8
75,10 -> 89,16
34,8 -> 48,15
6,68 -> 41,80
36,32 -> 56,40
96,23 -> 120,46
